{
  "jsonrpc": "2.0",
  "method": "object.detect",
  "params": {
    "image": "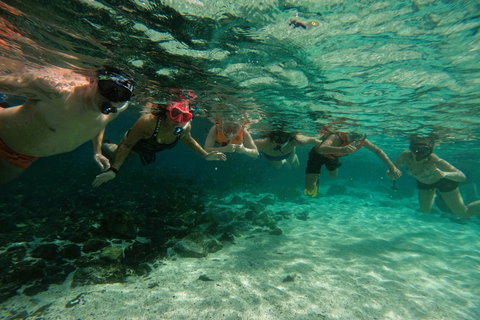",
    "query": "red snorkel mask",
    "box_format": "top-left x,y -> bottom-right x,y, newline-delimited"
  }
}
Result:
167,102 -> 193,124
